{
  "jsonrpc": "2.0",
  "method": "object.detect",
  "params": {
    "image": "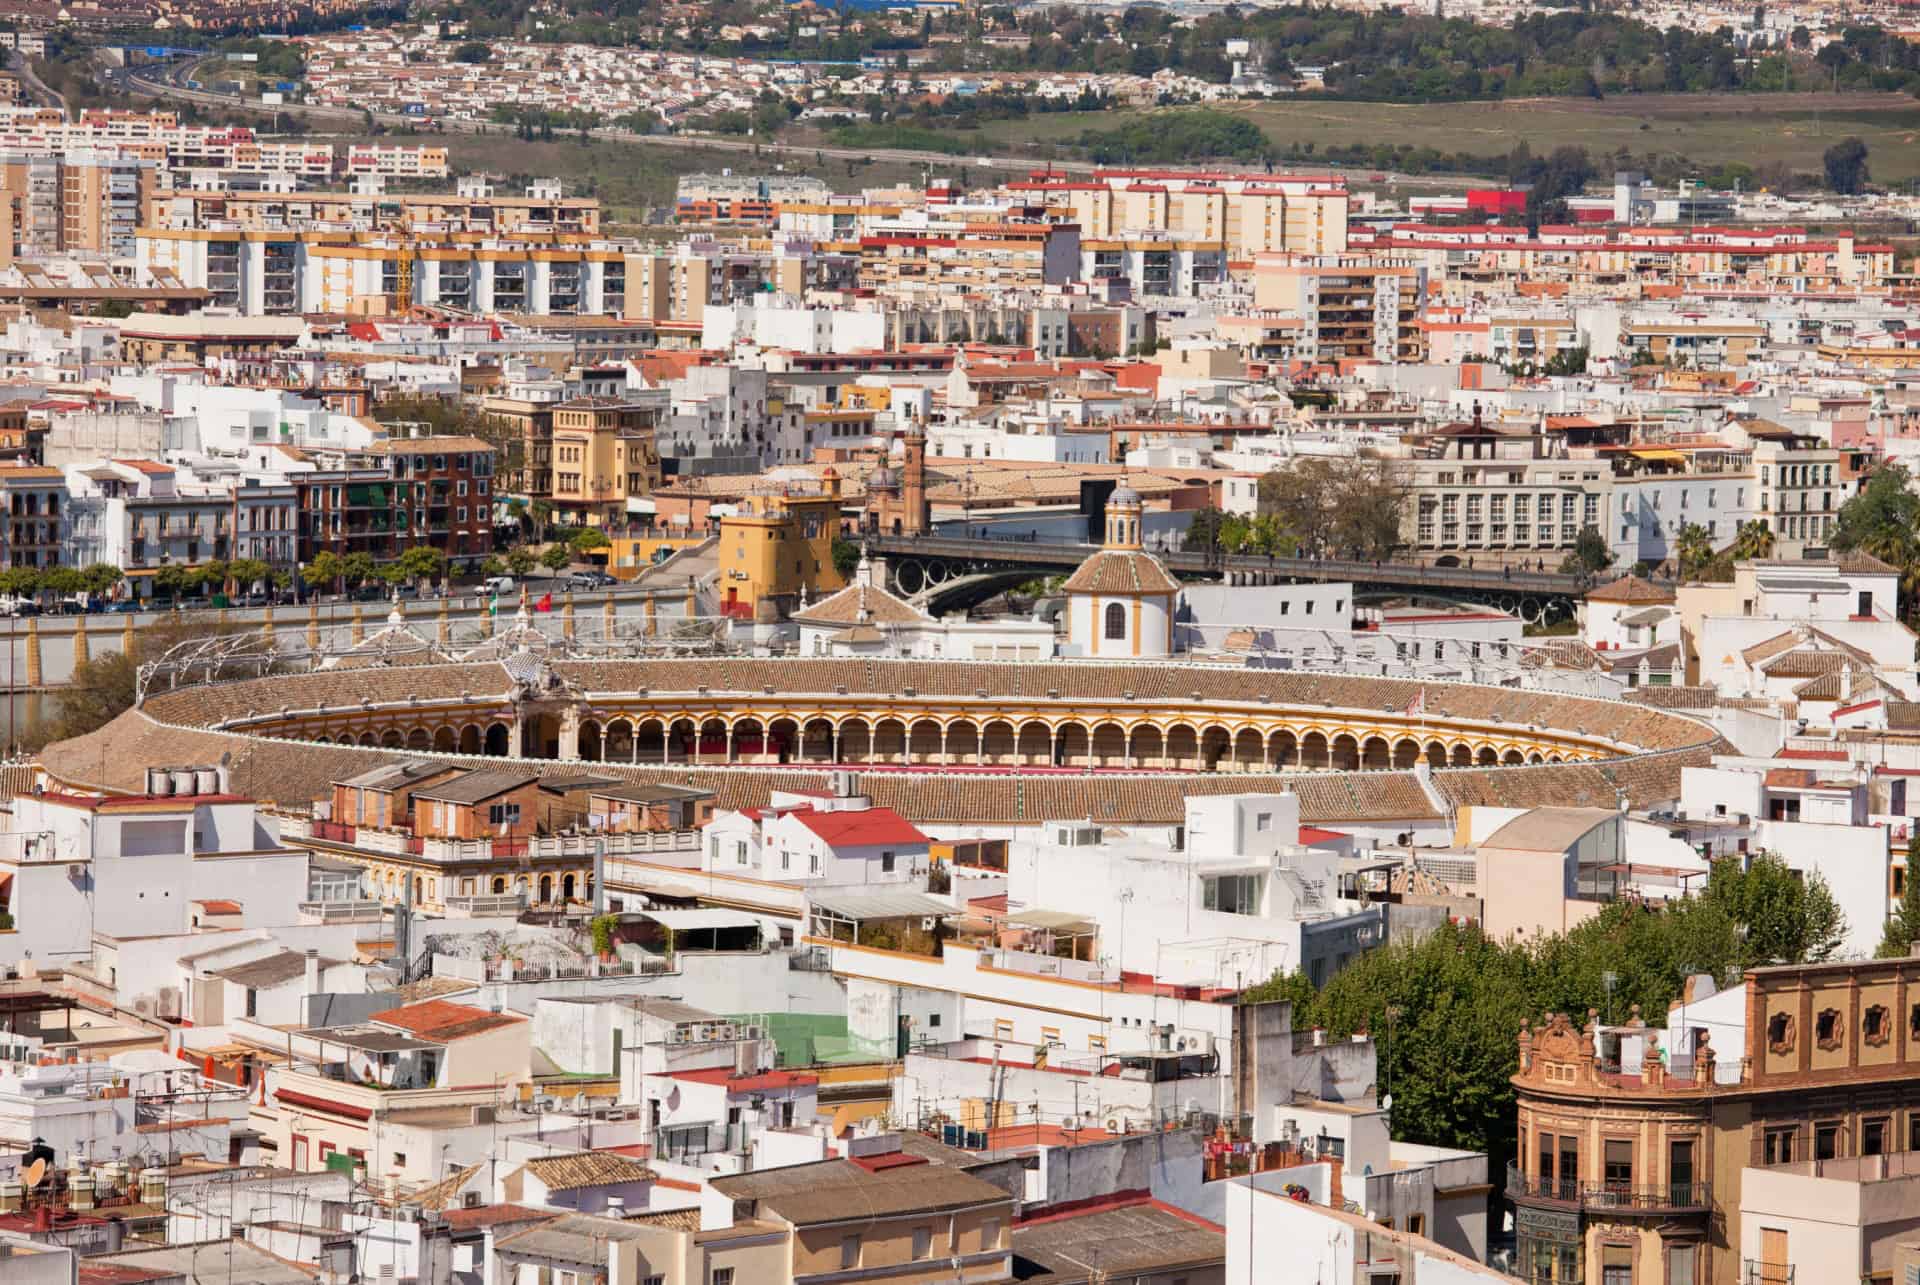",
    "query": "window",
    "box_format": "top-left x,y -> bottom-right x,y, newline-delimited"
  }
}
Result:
1603,1139 -> 1634,1191
644,1277 -> 665,1285
1815,1123 -> 1839,1160
1763,1126 -> 1795,1165
487,802 -> 520,827
912,1227 -> 932,1260
981,1218 -> 1001,1250
1600,1245 -> 1632,1285
711,1272 -> 733,1285
1668,1244 -> 1696,1285
1864,1119 -> 1887,1156
1816,1009 -> 1842,1050
392,1151 -> 407,1167
881,851 -> 895,874
1408,1213 -> 1425,1238
1767,1011 -> 1795,1053
1669,1139 -> 1695,1205
840,1235 -> 861,1269
1256,812 -> 1272,832
1202,873 -> 1263,916
245,988 -> 257,1018
1103,601 -> 1126,641
1866,1005 -> 1891,1046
